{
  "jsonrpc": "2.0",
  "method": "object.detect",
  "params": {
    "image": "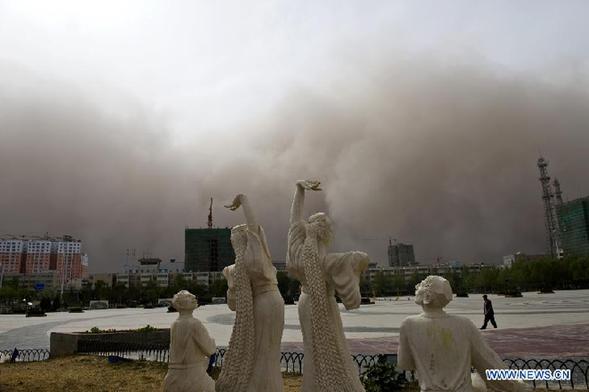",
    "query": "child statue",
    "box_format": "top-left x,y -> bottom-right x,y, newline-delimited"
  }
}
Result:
398,275 -> 528,392
286,180 -> 370,392
162,290 -> 216,392
216,193 -> 285,392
